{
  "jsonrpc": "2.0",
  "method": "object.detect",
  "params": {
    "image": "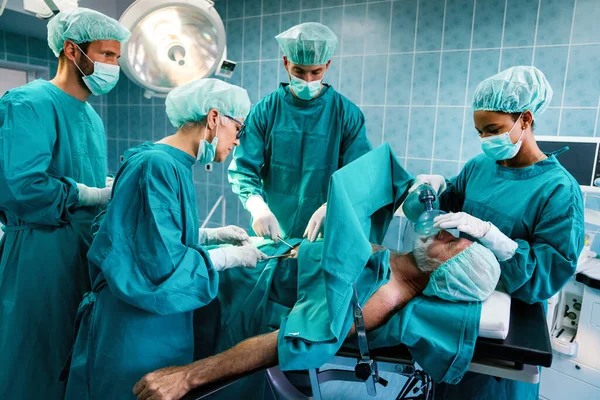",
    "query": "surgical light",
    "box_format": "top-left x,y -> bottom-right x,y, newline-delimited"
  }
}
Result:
119,0 -> 227,99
